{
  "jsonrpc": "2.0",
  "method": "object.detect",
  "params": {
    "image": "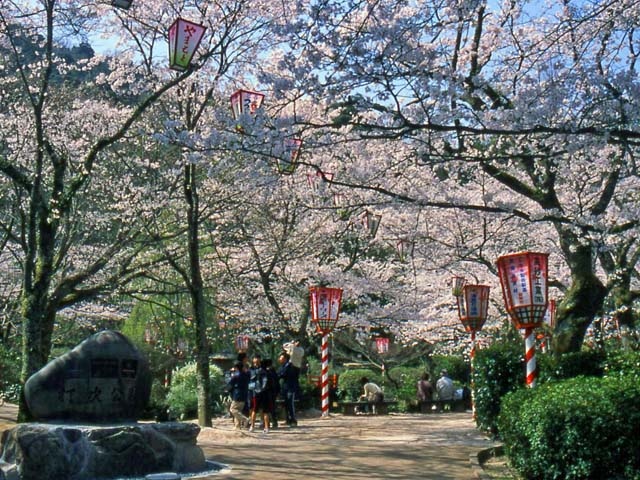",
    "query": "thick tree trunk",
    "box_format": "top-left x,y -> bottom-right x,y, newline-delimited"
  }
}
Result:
19,290 -> 56,422
552,240 -> 607,354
